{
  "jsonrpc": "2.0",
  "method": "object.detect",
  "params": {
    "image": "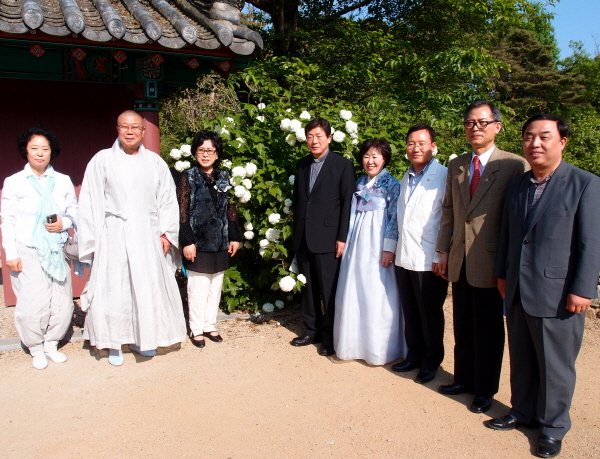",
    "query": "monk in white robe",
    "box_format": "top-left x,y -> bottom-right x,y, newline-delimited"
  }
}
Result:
78,110 -> 185,365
